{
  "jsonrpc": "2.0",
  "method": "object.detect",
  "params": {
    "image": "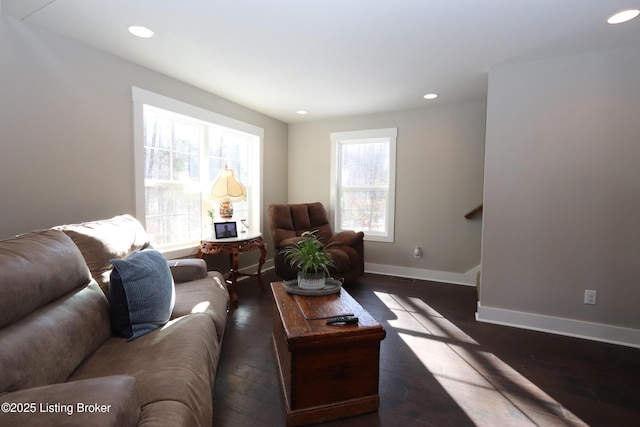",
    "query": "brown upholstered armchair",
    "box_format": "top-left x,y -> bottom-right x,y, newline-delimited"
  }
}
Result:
267,202 -> 365,283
